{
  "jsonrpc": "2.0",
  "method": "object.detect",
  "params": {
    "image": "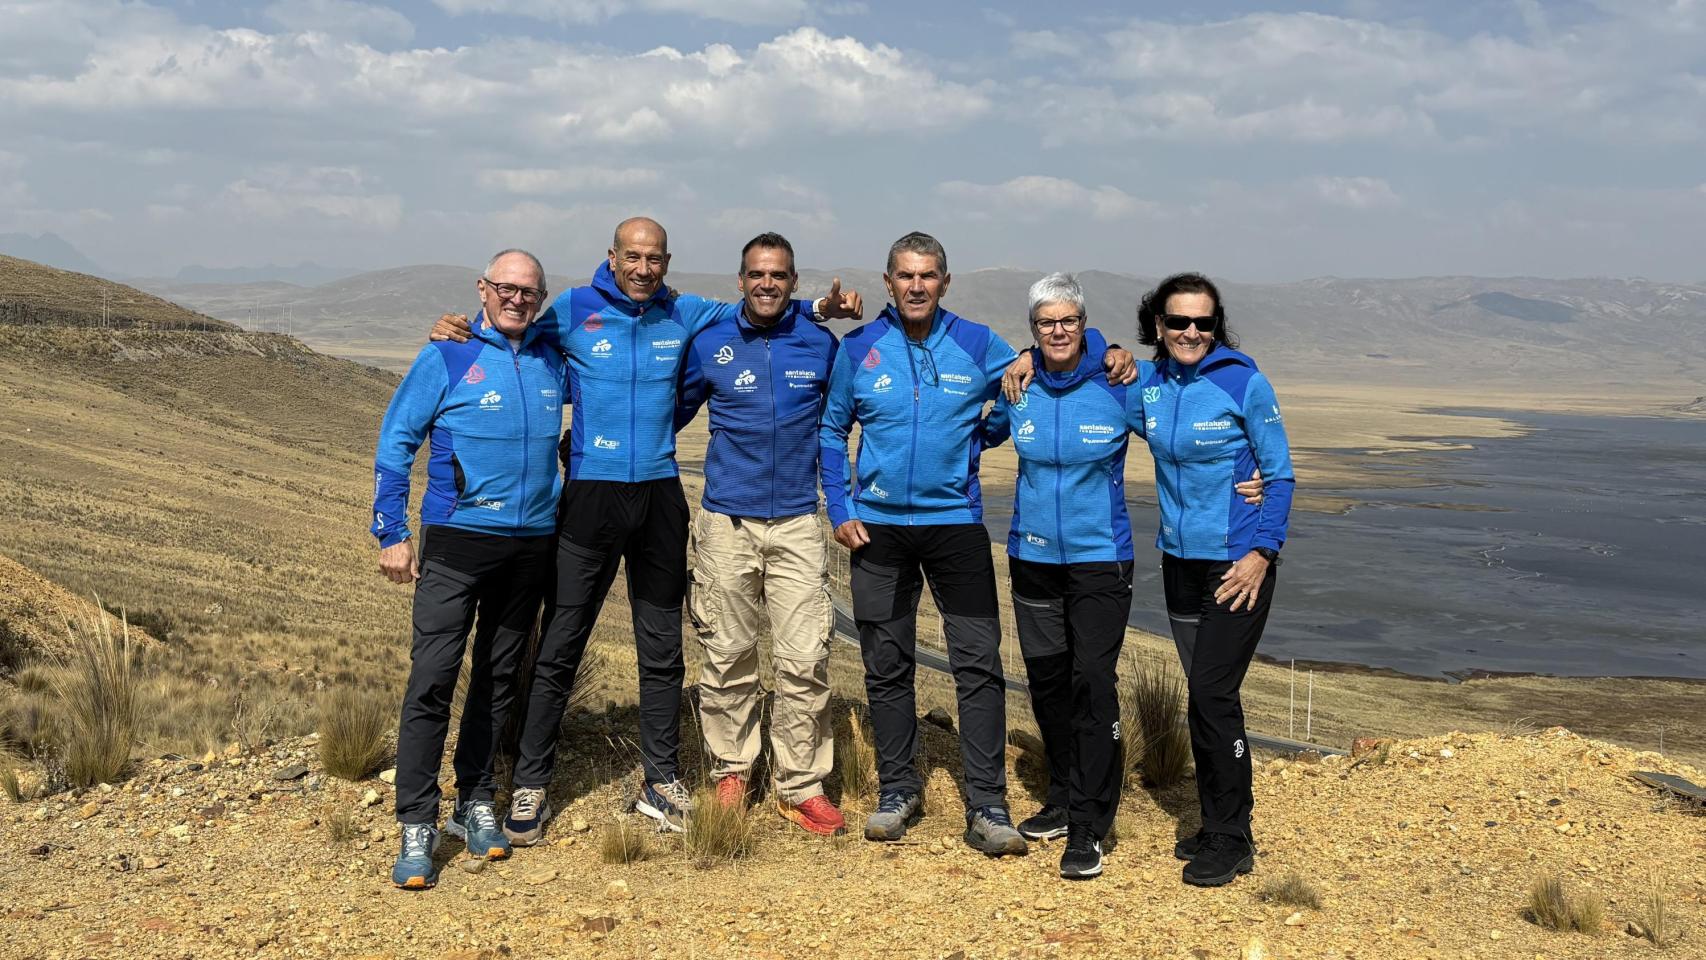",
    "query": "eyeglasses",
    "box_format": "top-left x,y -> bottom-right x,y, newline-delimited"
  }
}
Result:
907,340 -> 939,387
1033,315 -> 1084,333
1159,314 -> 1216,332
482,277 -> 545,304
